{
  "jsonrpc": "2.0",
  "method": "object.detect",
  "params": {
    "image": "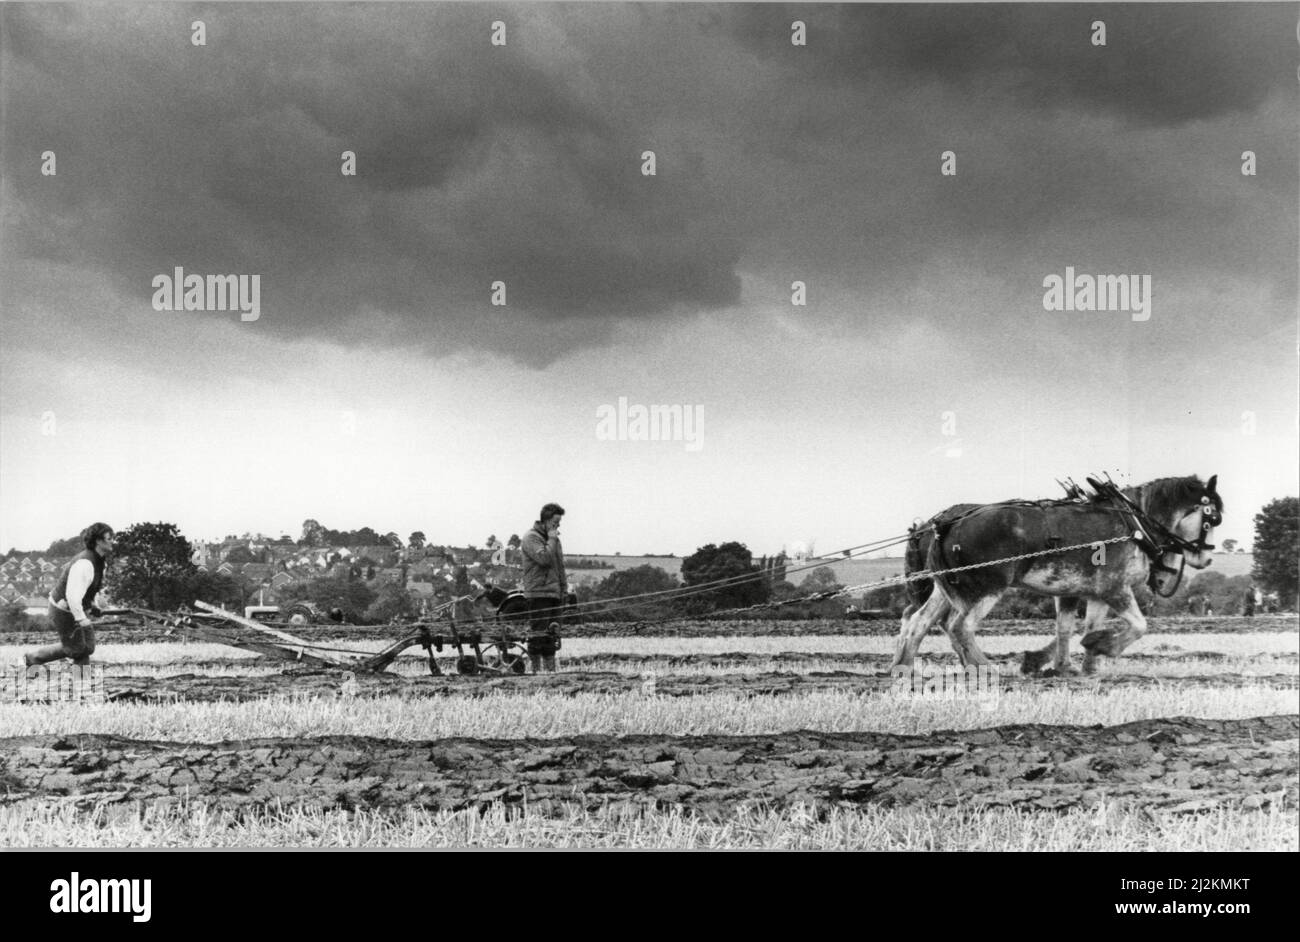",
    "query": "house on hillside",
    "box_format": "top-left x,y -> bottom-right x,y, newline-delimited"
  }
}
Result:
240,563 -> 276,584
